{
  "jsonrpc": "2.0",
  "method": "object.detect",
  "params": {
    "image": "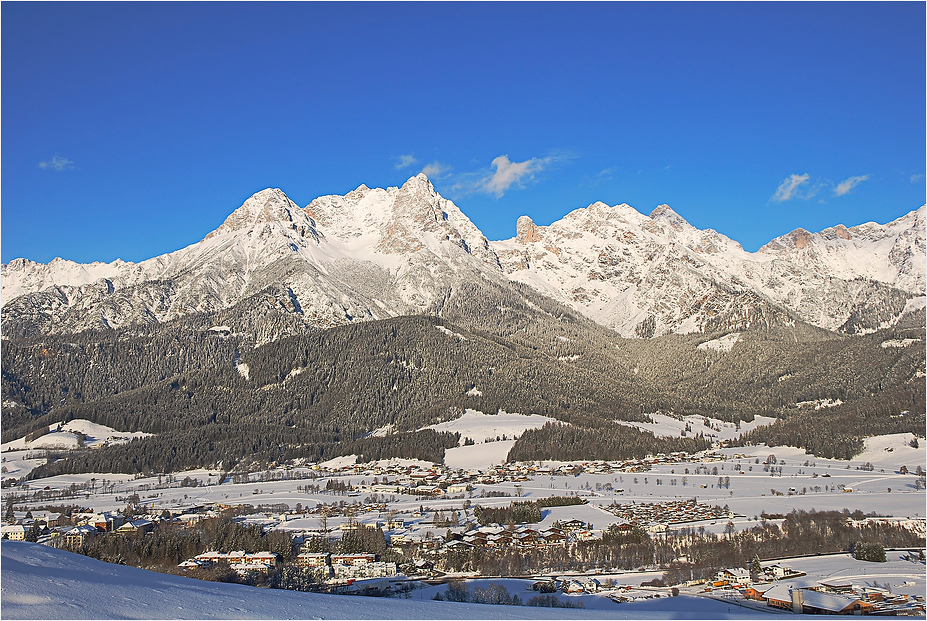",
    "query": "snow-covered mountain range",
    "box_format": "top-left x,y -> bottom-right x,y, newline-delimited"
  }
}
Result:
2,174 -> 924,339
